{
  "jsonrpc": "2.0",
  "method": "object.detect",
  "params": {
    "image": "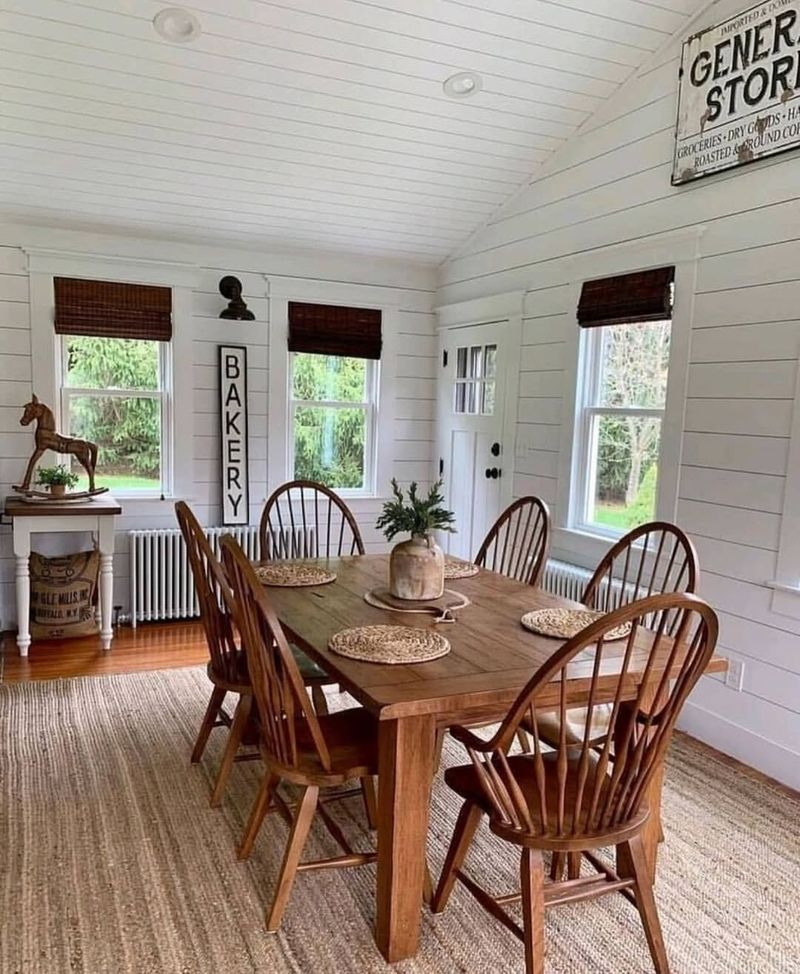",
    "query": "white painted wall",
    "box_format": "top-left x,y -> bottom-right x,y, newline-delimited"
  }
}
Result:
437,0 -> 800,790
0,224 -> 437,625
